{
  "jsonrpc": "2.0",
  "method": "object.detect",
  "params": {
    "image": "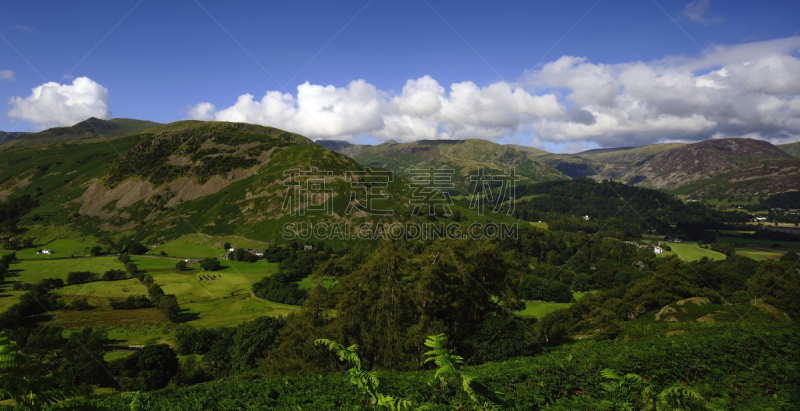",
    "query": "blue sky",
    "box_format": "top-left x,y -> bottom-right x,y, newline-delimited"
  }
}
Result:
2,0 -> 800,152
